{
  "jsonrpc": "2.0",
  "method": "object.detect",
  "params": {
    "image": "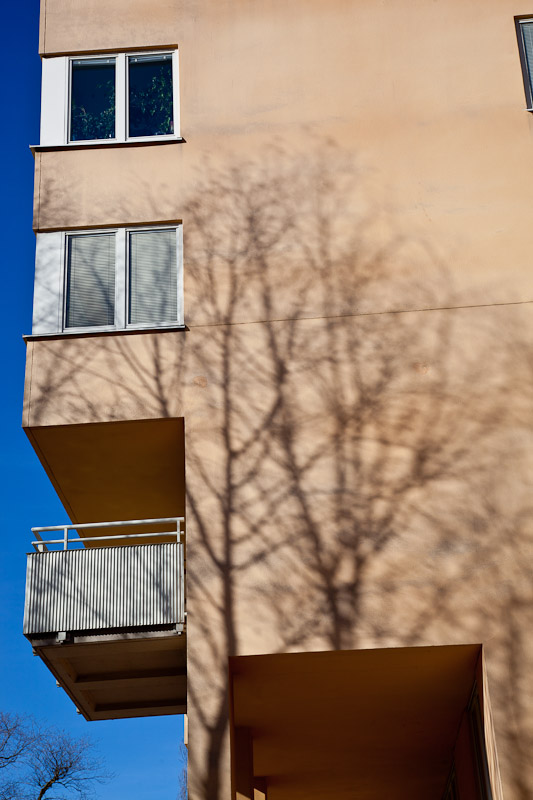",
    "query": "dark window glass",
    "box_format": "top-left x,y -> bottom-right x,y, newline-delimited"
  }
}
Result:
128,54 -> 173,138
519,22 -> 533,106
70,58 -> 115,141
